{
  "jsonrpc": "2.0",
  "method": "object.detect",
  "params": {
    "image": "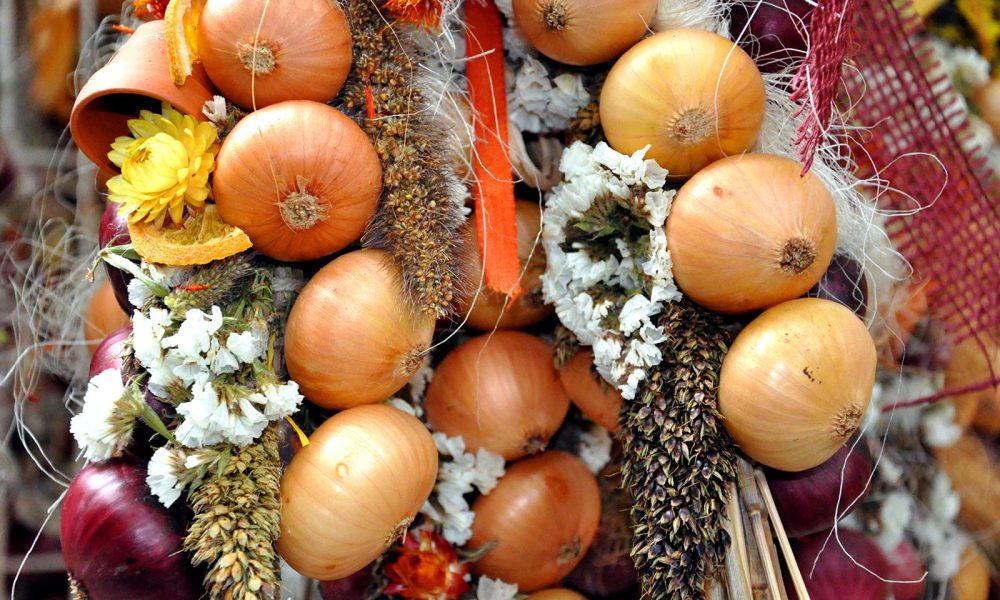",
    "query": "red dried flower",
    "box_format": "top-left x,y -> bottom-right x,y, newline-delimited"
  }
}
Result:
385,526 -> 471,600
381,0 -> 444,29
